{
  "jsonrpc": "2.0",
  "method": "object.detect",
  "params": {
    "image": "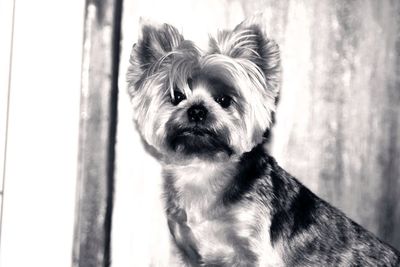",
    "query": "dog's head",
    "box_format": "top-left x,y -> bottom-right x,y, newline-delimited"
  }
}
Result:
127,19 -> 280,161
